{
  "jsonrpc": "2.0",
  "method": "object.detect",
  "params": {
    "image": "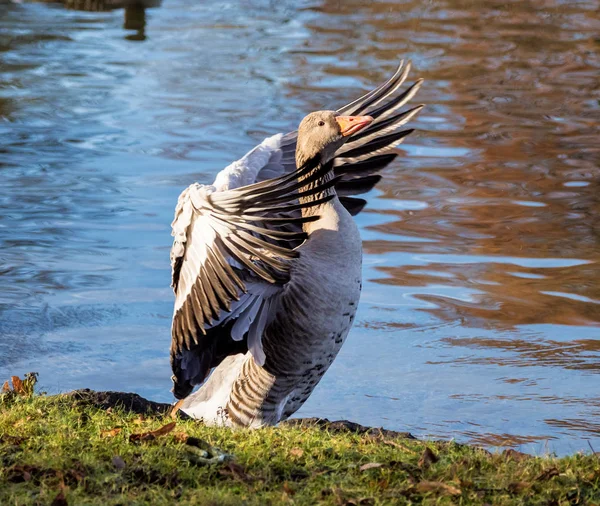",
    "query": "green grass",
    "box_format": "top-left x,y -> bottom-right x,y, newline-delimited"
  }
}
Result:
1,391 -> 599,505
